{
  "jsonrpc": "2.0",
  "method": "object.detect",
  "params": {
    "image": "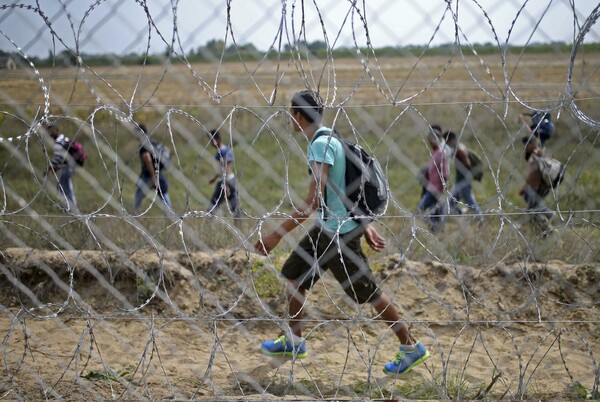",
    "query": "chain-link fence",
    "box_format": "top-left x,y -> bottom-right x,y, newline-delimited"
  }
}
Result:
0,1 -> 598,399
